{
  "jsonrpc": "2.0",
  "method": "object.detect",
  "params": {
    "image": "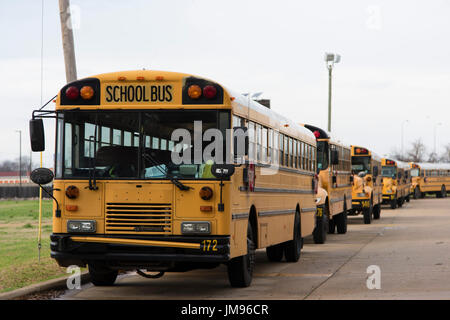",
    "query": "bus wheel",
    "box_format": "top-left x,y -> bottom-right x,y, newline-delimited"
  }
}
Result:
88,263 -> 118,286
266,244 -> 284,262
390,194 -> 397,209
313,206 -> 328,244
406,195 -> 410,202
441,186 -> 447,198
335,202 -> 348,234
328,217 -> 336,234
284,211 -> 302,262
414,186 -> 421,199
363,201 -> 373,225
373,204 -> 381,220
227,222 -> 255,287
